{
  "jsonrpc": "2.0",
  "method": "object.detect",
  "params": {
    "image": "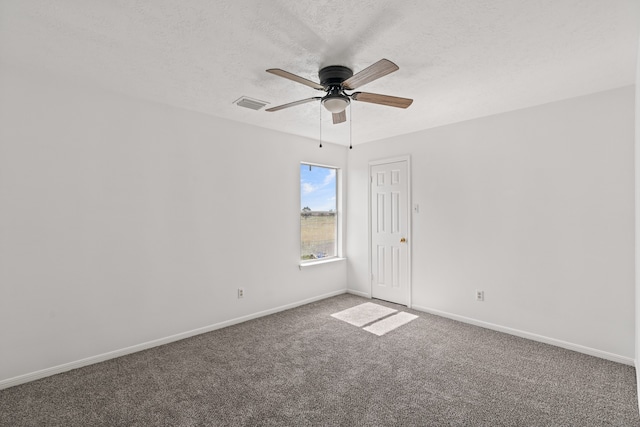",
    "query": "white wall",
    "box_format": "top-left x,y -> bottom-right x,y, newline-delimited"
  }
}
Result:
348,87 -> 636,361
0,63 -> 348,384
